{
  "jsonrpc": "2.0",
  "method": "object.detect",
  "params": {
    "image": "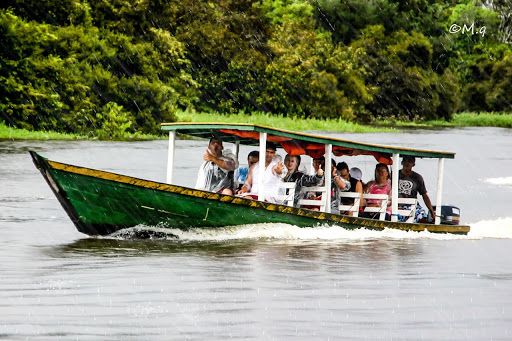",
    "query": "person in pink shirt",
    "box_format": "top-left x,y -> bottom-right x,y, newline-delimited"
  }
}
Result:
363,163 -> 392,219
